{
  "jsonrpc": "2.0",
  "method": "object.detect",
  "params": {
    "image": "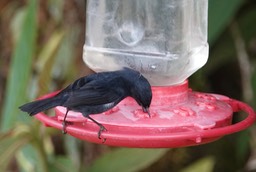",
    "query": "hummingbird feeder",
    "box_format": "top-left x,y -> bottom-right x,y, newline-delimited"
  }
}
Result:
36,0 -> 255,148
